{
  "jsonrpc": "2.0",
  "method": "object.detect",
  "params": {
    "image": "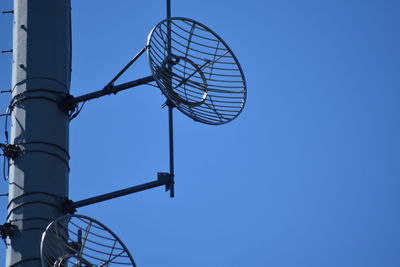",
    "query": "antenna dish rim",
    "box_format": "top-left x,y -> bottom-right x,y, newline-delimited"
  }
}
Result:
40,214 -> 136,267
